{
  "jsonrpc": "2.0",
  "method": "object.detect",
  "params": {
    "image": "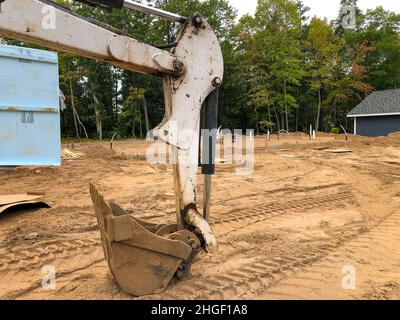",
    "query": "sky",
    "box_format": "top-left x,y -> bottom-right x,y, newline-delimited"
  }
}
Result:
228,0 -> 400,20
